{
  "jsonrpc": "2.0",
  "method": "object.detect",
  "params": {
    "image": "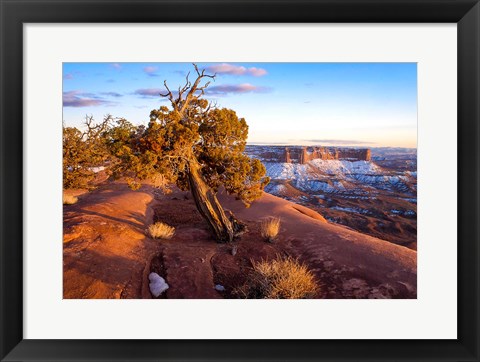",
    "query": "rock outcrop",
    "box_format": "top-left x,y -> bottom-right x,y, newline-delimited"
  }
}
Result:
248,146 -> 371,164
